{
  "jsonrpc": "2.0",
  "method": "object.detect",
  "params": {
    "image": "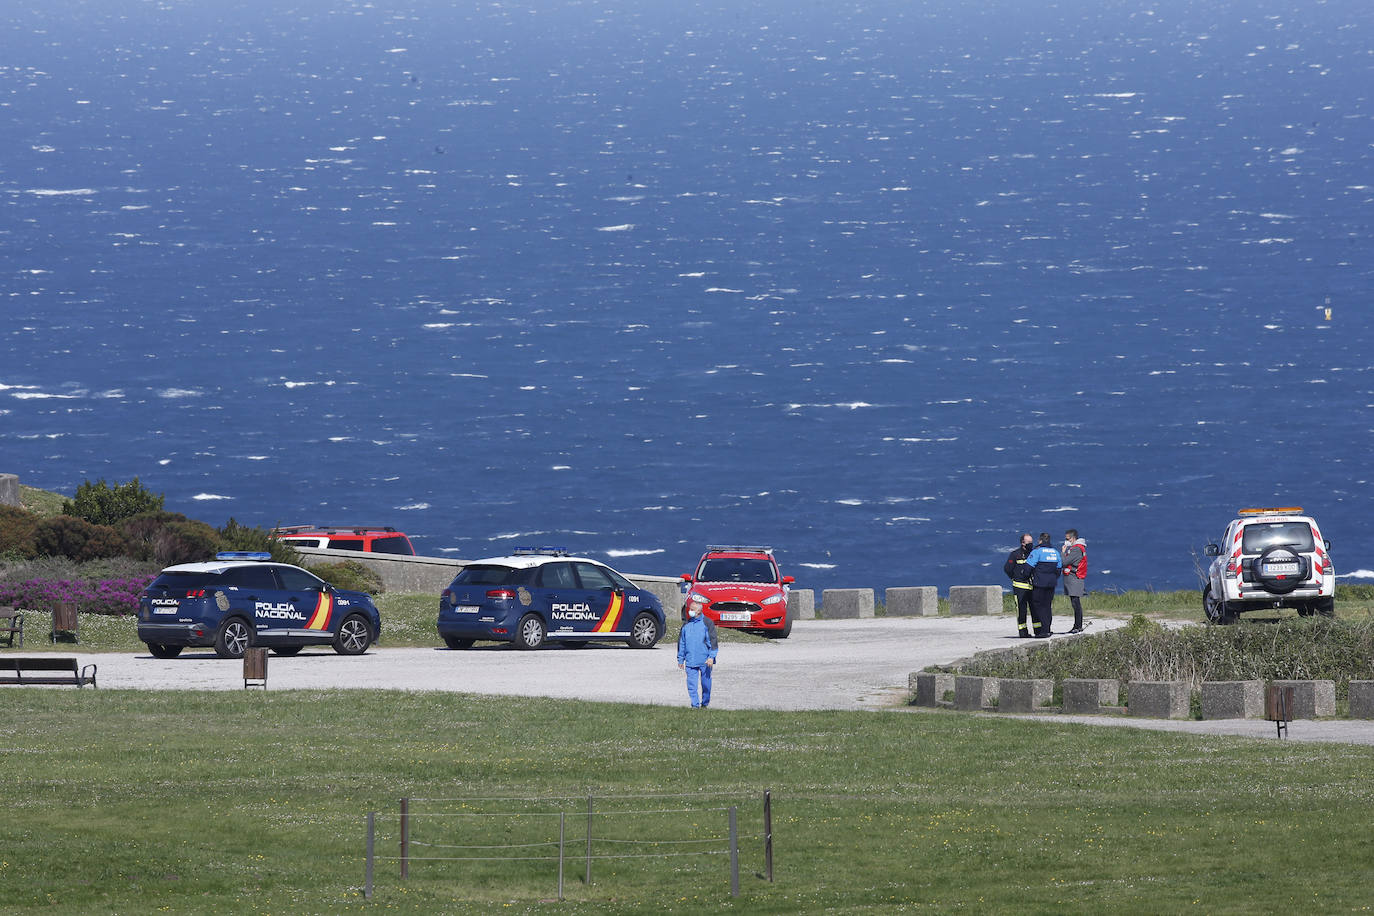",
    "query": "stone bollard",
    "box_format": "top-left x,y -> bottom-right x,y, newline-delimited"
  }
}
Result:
911,672 -> 954,707
1128,681 -> 1191,719
1349,682 -> 1374,719
885,587 -> 938,617
1200,680 -> 1264,719
998,678 -> 1054,713
948,586 -> 1002,616
1270,680 -> 1336,718
1063,678 -> 1120,714
820,589 -> 874,619
788,589 -> 815,621
0,473 -> 18,508
954,675 -> 998,711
